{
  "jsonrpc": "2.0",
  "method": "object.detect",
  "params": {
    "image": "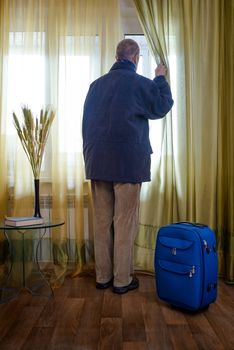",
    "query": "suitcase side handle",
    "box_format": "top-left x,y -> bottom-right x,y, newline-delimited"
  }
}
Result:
174,221 -> 208,228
